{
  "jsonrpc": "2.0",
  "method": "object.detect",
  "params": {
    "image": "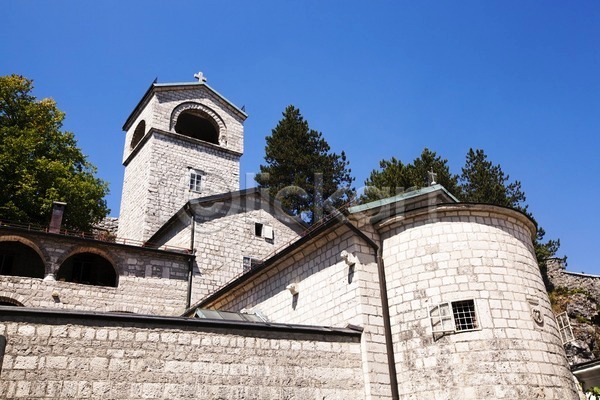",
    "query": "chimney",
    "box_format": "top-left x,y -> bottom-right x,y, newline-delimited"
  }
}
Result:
49,201 -> 67,234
